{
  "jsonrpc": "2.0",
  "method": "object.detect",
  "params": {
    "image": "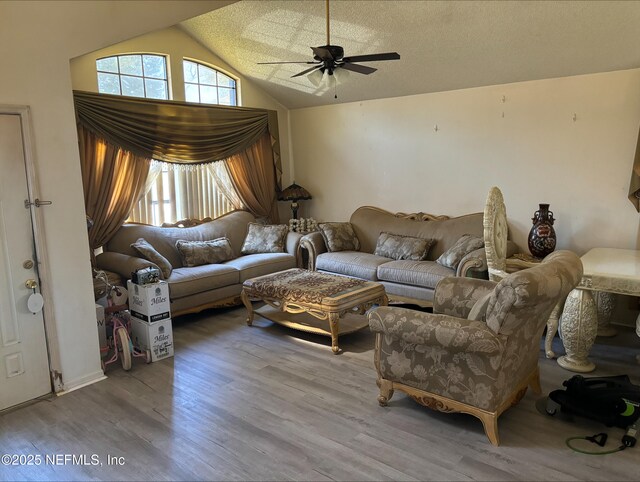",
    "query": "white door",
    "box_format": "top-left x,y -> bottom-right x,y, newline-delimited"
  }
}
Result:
0,114 -> 51,410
